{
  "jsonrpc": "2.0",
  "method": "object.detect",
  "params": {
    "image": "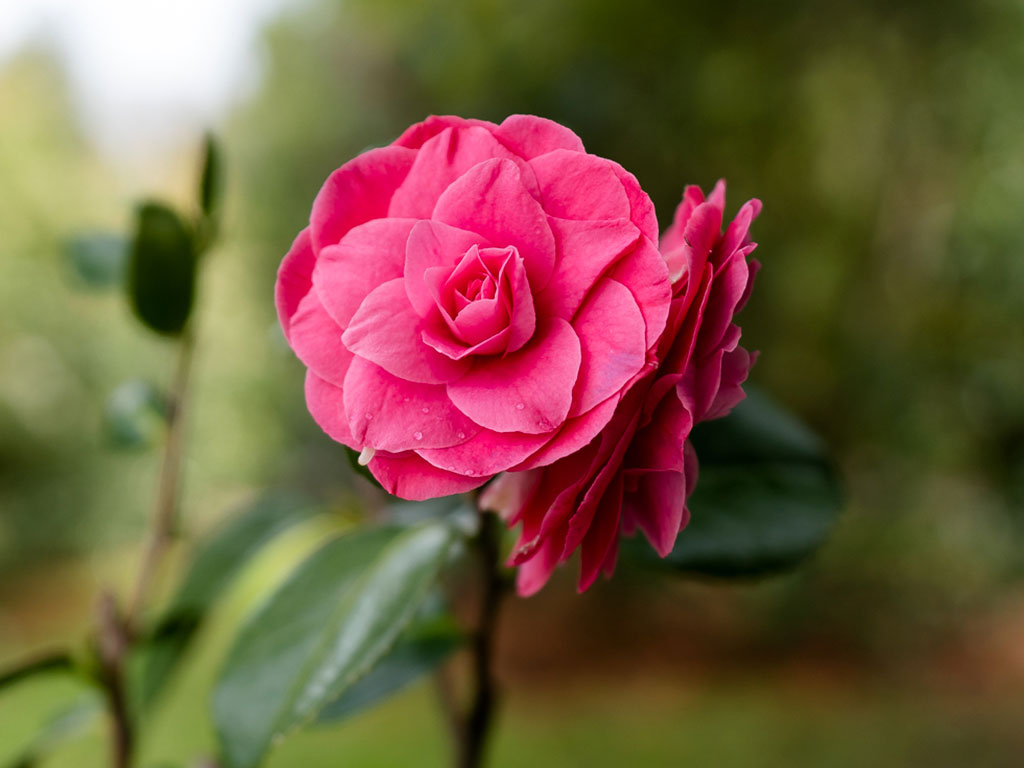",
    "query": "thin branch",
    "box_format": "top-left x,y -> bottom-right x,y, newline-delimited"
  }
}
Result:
126,324 -> 196,631
96,592 -> 132,768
